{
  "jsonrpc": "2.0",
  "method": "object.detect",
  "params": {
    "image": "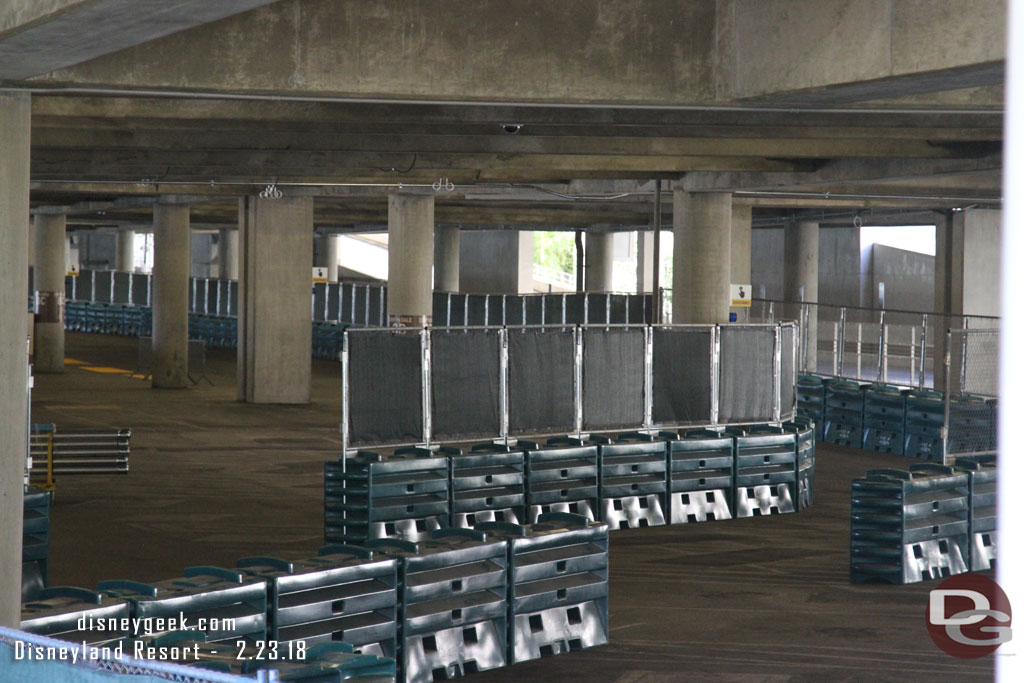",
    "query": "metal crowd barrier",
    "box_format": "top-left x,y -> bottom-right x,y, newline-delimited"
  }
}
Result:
237,547 -> 398,657
369,531 -> 509,682
324,451 -> 451,546
342,323 -> 798,454
22,488 -> 52,602
850,463 -> 981,584
797,374 -> 997,463
29,427 -> 131,479
67,269 -> 653,329
478,513 -> 609,665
